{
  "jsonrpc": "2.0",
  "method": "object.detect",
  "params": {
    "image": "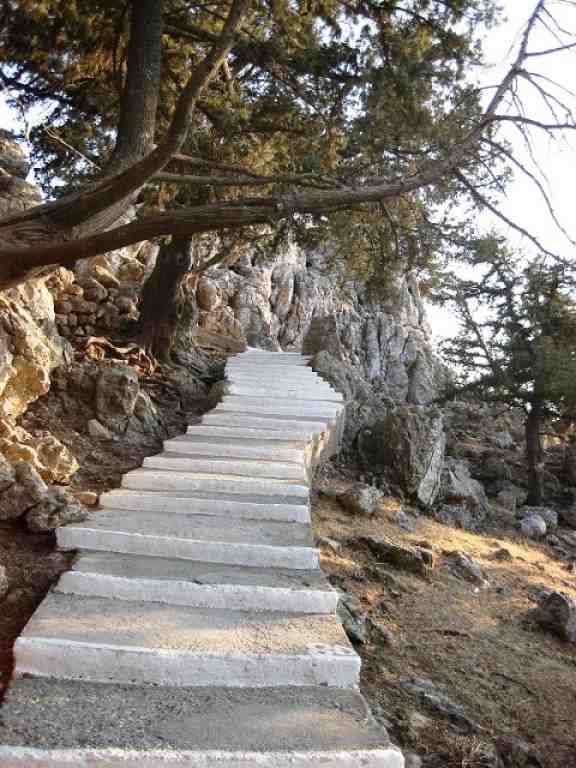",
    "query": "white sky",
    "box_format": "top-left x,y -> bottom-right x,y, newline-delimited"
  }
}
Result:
0,1 -> 574,343
427,0 -> 576,339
